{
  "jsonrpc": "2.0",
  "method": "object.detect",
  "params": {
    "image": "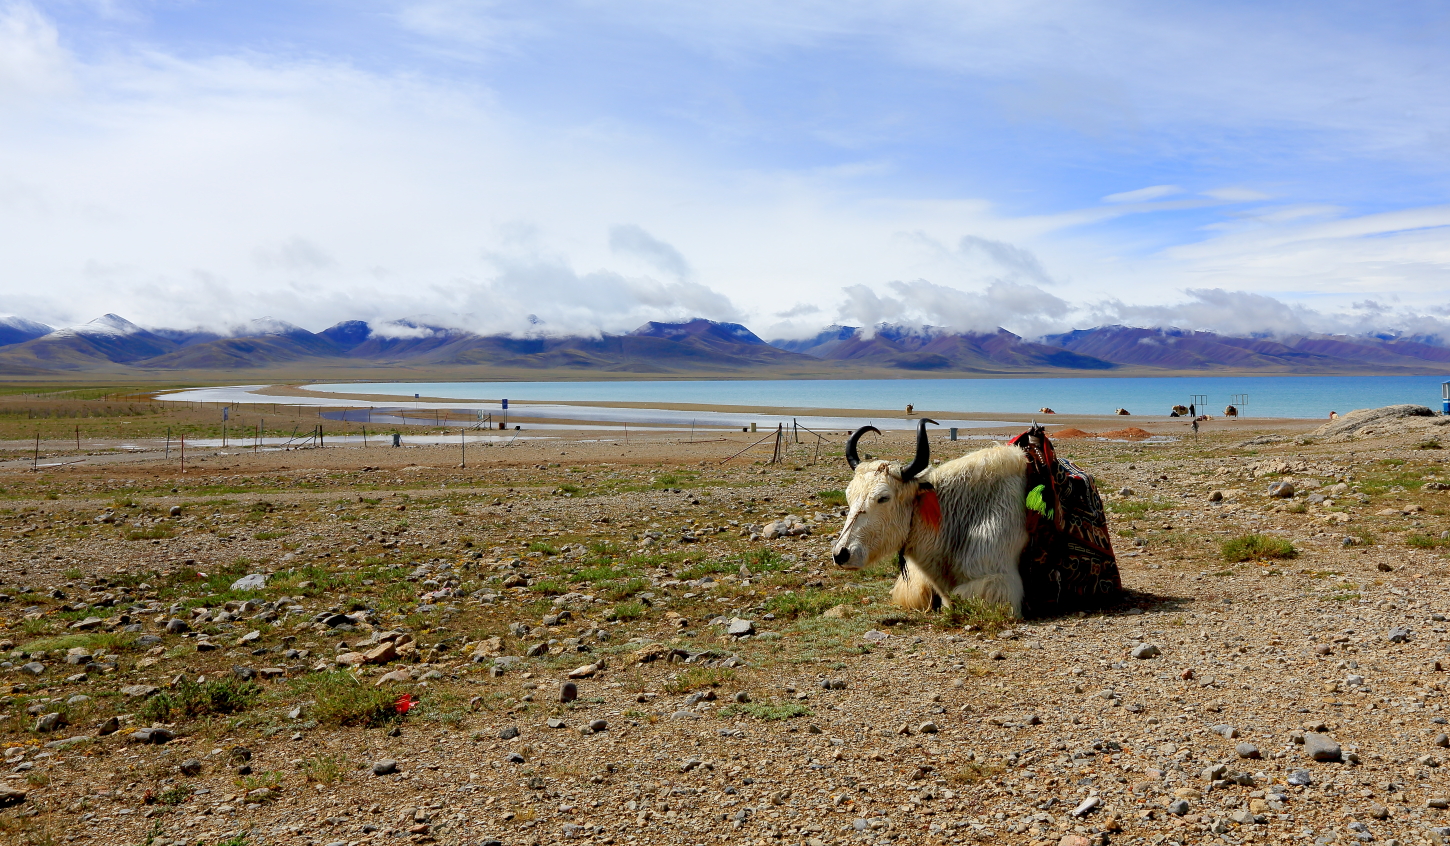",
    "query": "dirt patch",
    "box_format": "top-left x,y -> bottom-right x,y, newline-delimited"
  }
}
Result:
1098,426 -> 1155,441
1050,427 -> 1094,439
